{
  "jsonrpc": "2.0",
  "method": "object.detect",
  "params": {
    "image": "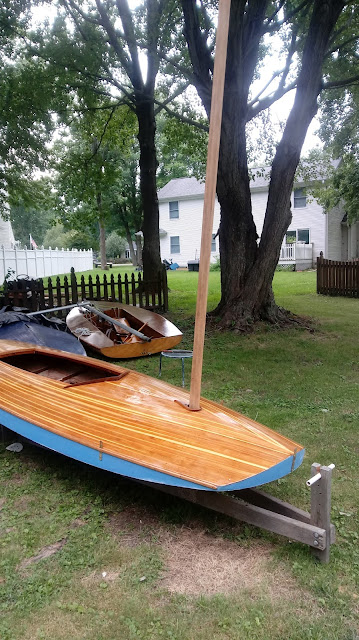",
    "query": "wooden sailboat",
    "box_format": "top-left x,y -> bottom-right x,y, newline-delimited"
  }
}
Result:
66,302 -> 182,359
0,0 -> 305,492
0,340 -> 304,491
